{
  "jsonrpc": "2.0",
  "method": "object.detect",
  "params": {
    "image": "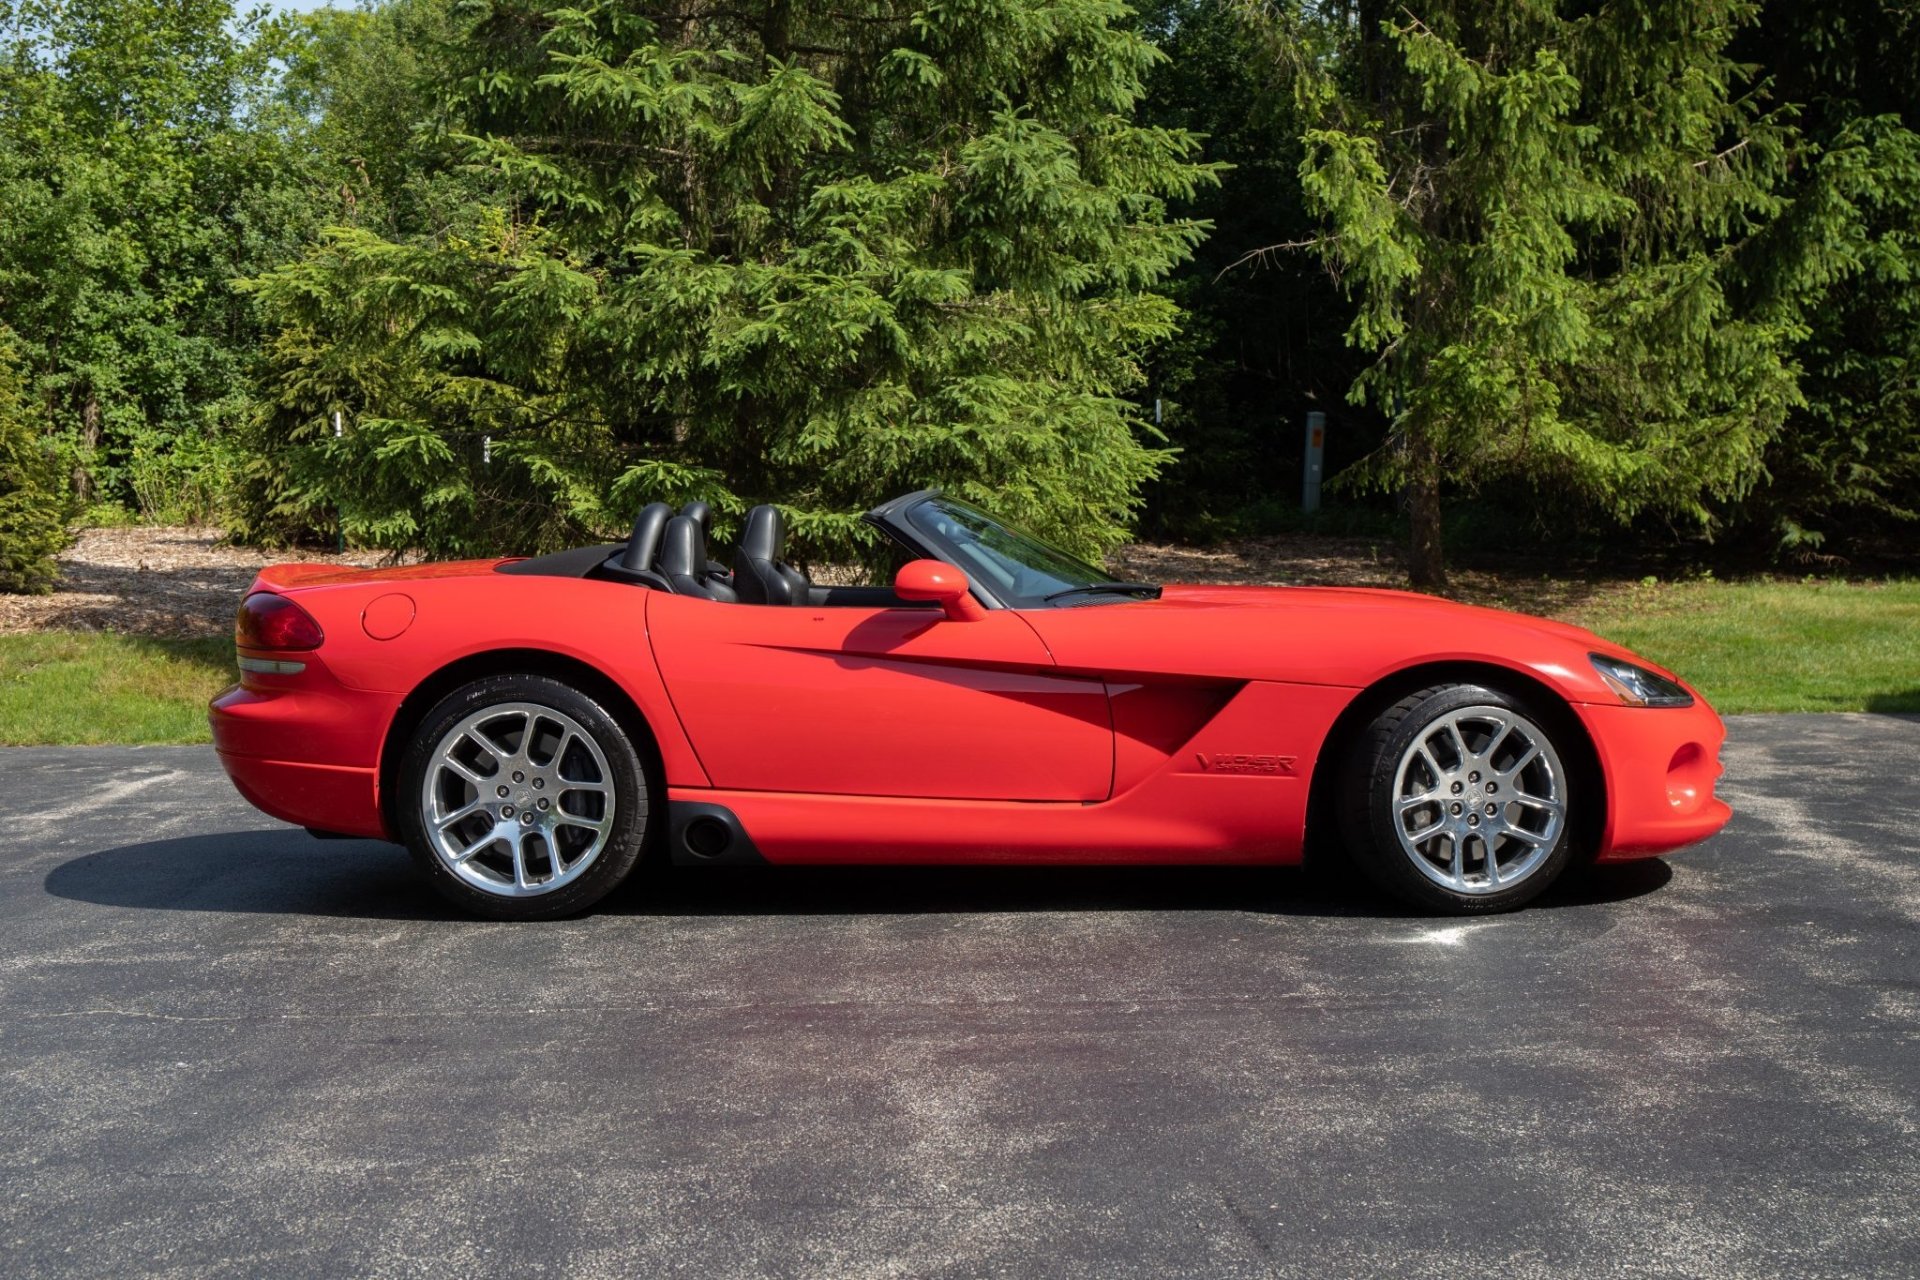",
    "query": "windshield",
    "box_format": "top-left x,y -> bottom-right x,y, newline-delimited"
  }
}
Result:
902,497 -> 1153,608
